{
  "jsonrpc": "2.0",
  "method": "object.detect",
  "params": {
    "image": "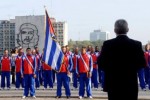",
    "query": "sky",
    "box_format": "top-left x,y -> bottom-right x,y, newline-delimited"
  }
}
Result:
0,0 -> 150,44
